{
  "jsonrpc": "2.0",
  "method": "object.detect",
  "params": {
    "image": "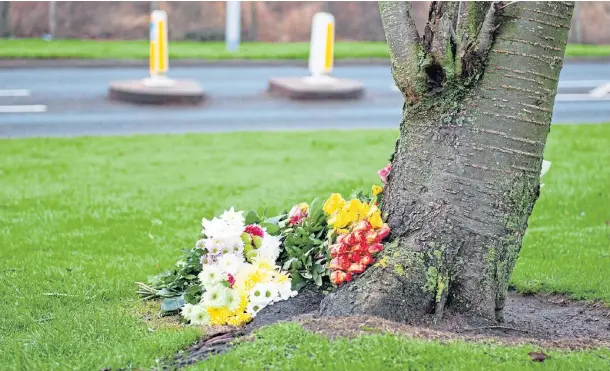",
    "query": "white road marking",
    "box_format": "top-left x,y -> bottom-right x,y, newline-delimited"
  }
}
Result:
589,82 -> 610,98
558,80 -> 610,88
0,105 -> 47,113
0,89 -> 30,97
555,94 -> 610,101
